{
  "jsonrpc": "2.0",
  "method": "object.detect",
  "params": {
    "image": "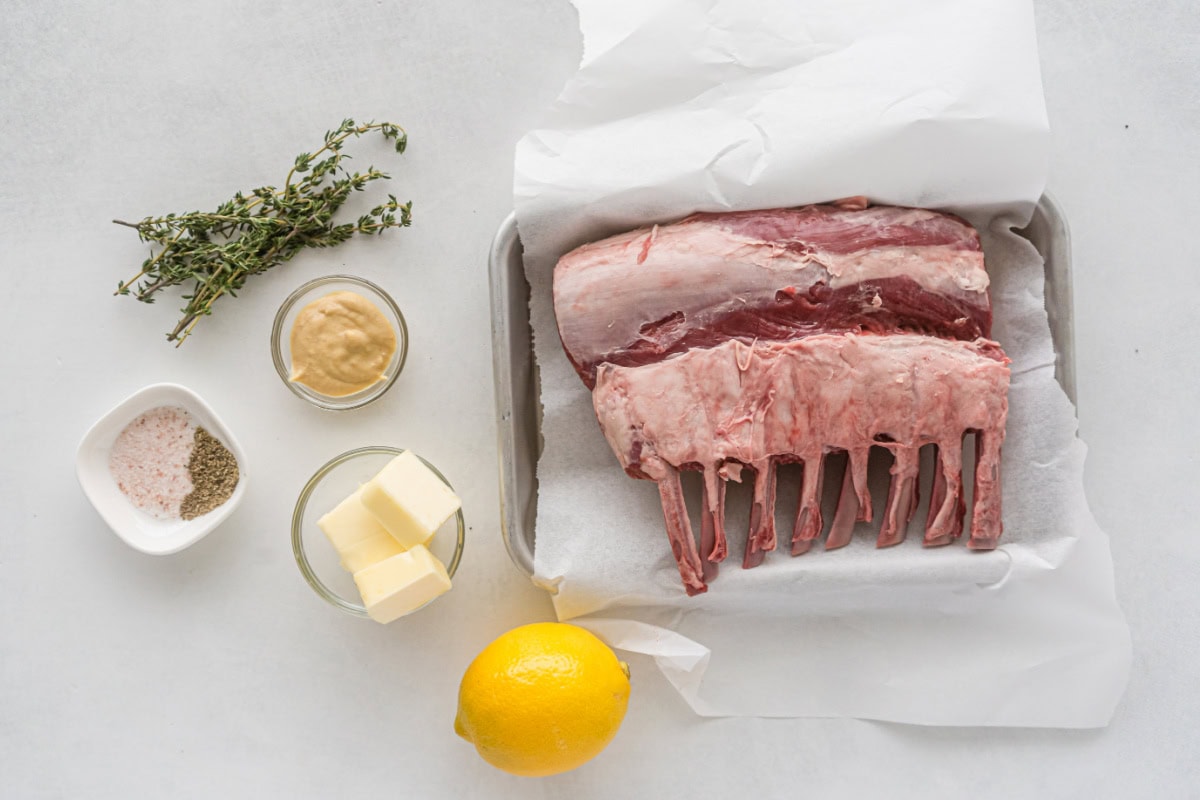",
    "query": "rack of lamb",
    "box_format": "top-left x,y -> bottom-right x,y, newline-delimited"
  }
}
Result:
552,198 -> 1010,595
